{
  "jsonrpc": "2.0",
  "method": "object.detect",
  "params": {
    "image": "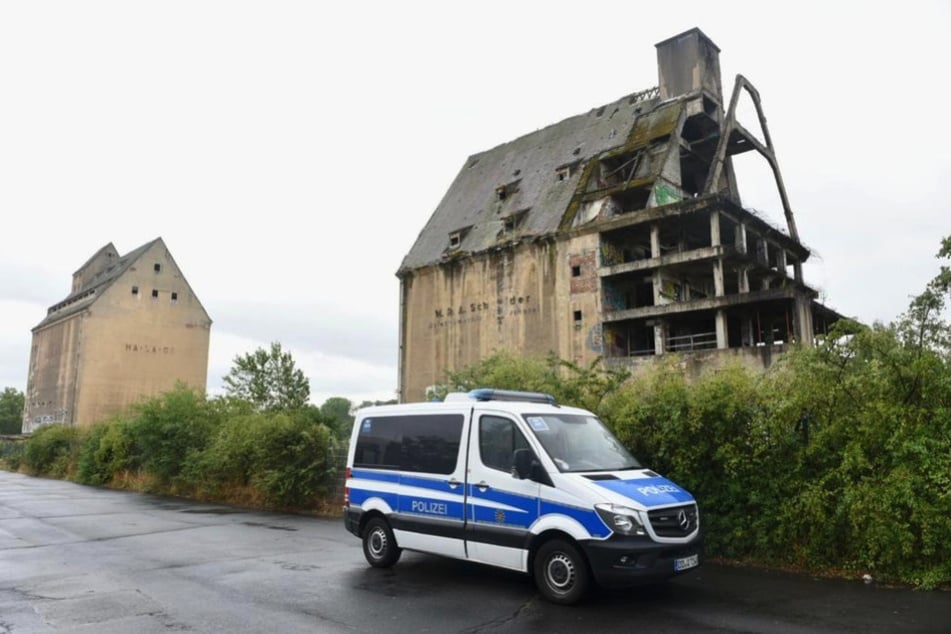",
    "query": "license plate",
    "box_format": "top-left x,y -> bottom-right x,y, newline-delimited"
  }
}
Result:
674,554 -> 699,572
